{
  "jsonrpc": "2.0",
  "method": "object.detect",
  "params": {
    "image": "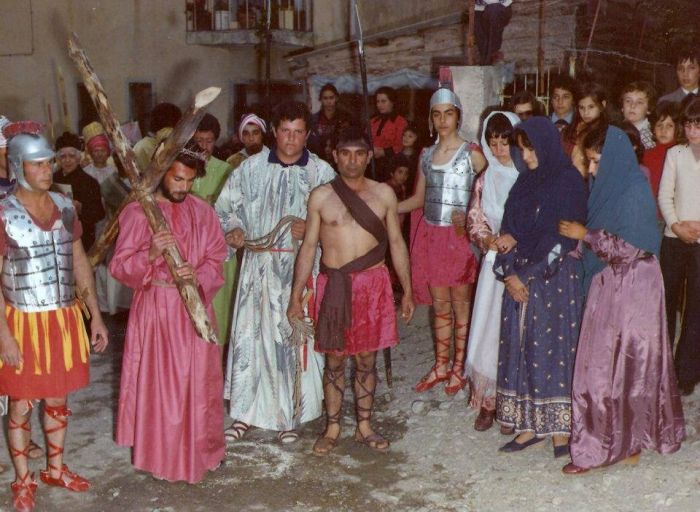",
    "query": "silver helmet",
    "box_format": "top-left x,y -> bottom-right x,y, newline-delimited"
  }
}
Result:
429,88 -> 463,133
6,129 -> 55,191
